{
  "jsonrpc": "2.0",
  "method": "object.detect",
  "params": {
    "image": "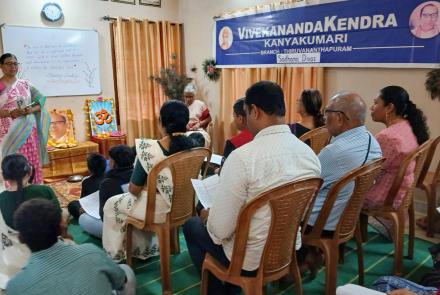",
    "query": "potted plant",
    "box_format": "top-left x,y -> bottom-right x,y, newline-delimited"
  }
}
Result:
151,54 -> 192,101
